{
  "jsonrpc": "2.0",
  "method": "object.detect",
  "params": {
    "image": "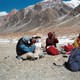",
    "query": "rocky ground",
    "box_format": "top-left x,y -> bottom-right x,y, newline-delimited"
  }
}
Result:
0,42 -> 80,80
